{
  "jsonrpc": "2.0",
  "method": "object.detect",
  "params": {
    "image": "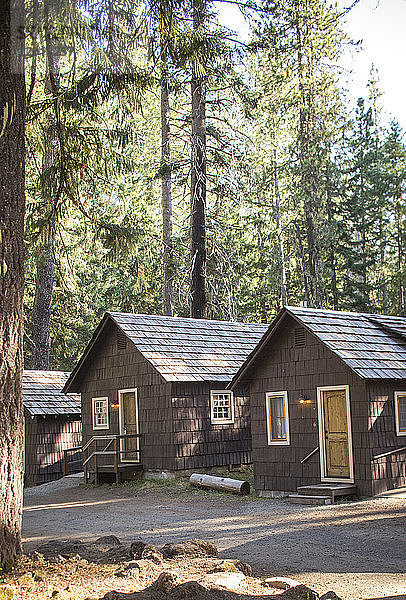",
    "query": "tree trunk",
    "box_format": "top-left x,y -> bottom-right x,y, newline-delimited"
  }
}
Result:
31,0 -> 59,369
0,0 -> 25,570
273,150 -> 287,307
160,2 -> 174,316
295,2 -> 321,307
190,0 -> 207,319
